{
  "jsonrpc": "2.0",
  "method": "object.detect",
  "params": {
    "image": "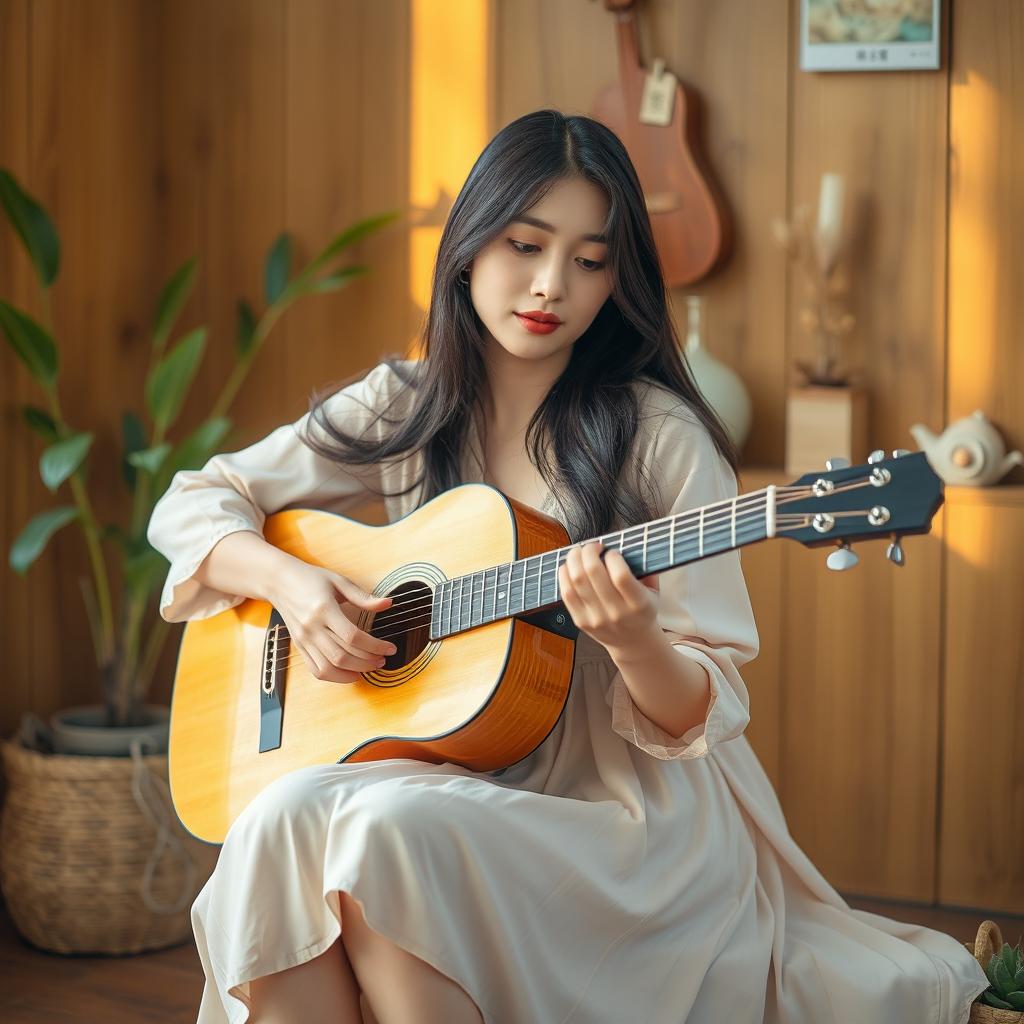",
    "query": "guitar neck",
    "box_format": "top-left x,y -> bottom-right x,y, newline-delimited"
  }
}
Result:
430,485 -> 777,640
